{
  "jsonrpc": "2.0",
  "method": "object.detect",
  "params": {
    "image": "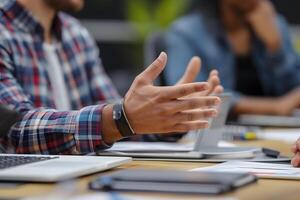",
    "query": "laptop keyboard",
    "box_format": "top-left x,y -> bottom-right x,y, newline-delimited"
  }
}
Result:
0,155 -> 58,169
